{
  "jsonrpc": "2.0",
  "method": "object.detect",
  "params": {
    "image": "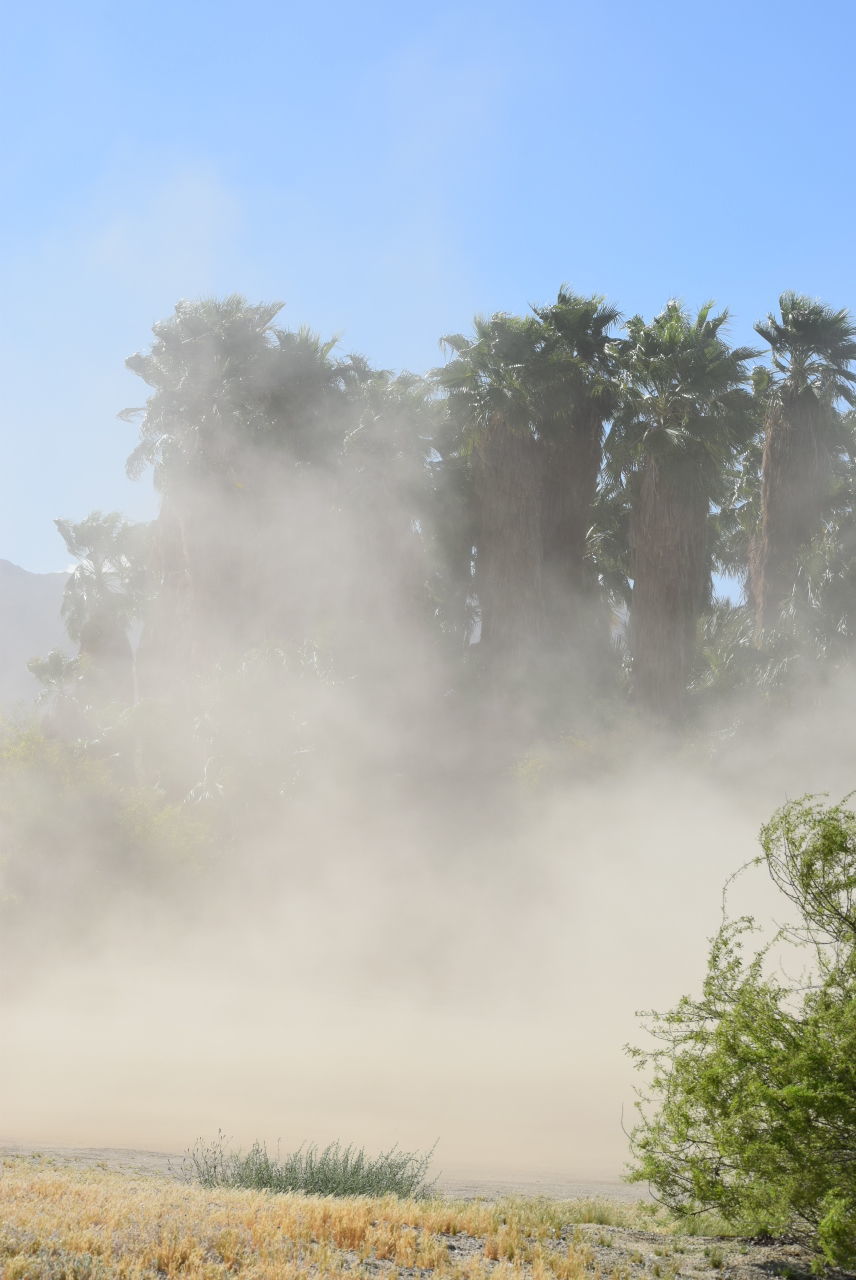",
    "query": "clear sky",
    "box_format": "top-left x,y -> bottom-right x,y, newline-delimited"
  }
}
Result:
3,0 -> 855,571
